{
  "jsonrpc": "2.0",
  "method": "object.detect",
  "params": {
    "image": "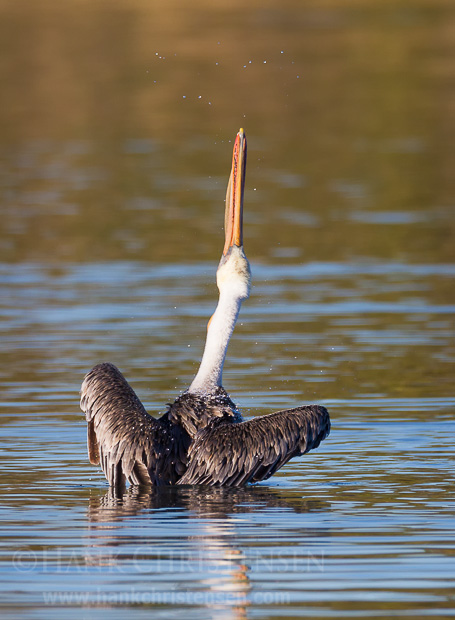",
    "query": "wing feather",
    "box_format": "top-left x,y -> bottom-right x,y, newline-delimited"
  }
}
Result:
80,362 -> 188,489
178,405 -> 330,486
